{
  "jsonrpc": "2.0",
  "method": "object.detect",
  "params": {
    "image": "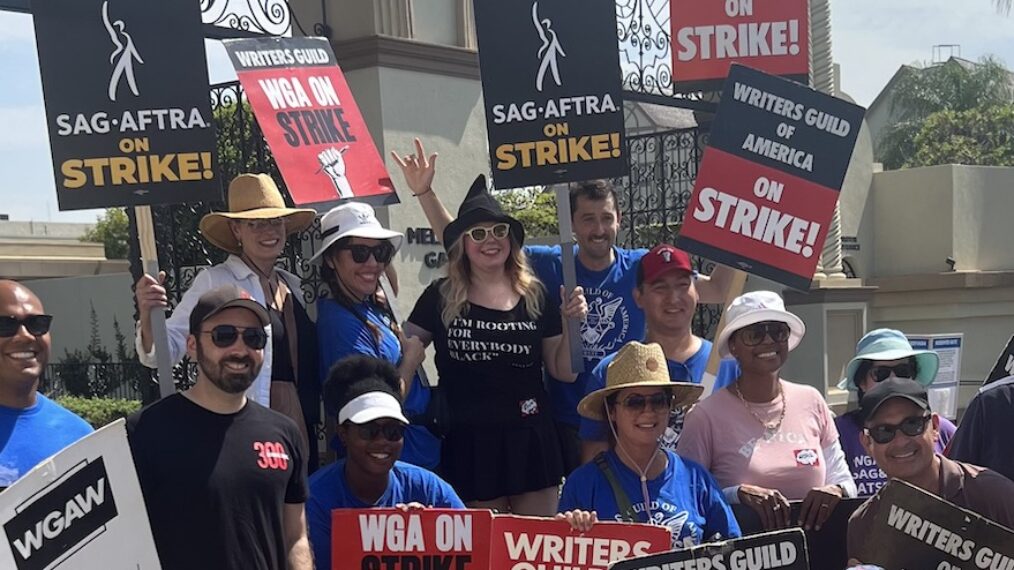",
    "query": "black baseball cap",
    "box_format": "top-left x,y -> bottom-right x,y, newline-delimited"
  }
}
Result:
859,376 -> 931,424
188,285 -> 270,334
